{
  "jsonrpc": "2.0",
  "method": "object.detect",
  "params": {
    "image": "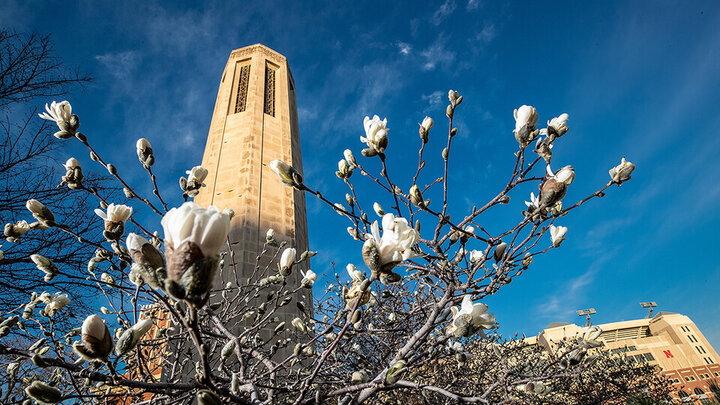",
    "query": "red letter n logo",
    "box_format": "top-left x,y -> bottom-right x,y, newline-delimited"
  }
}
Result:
663,350 -> 674,358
